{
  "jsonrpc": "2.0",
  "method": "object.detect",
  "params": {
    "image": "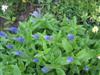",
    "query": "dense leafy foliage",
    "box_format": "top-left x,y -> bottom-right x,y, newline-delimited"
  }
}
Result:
0,14 -> 100,75
0,0 -> 100,75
